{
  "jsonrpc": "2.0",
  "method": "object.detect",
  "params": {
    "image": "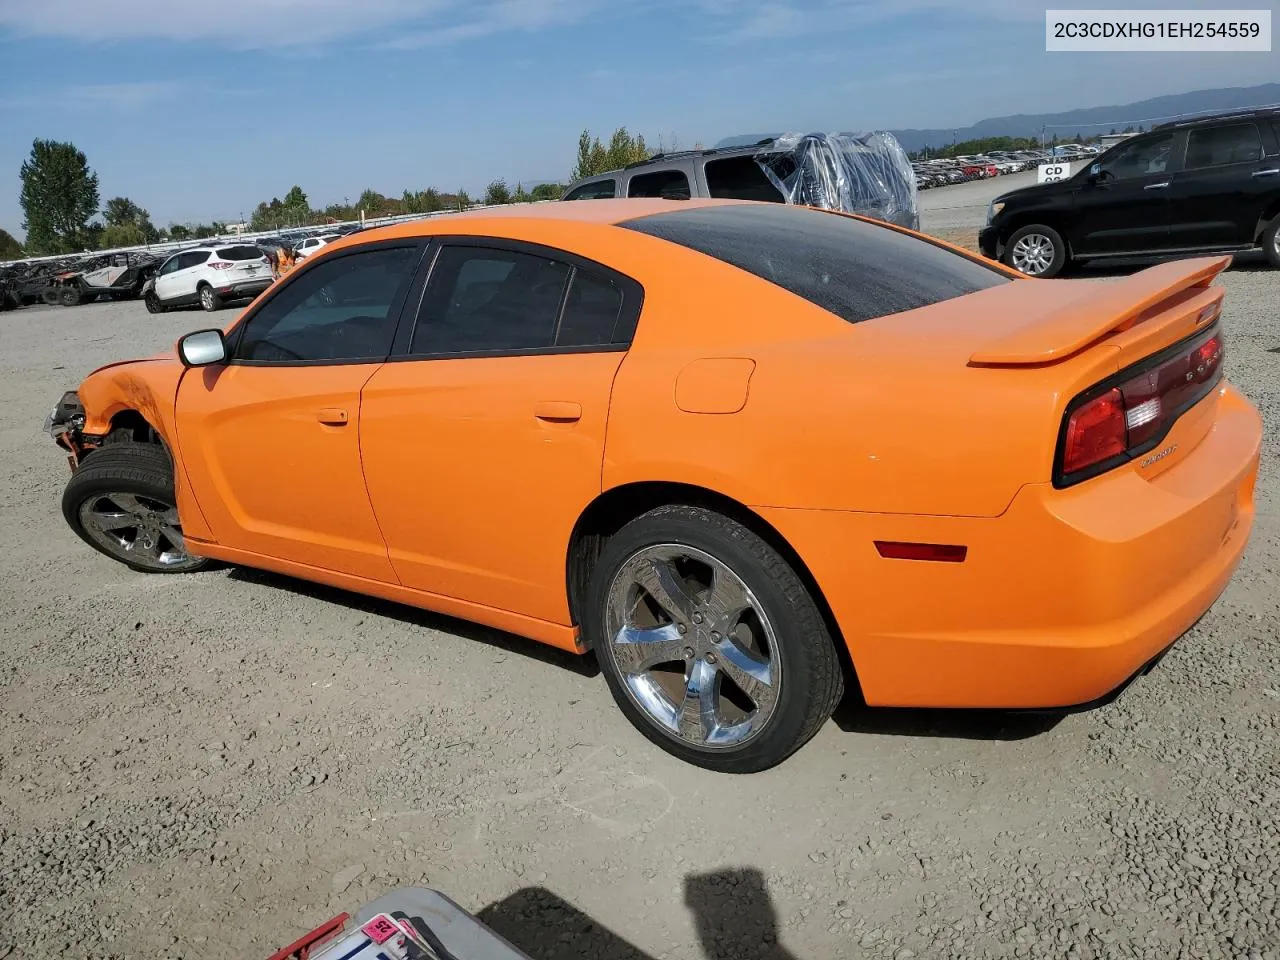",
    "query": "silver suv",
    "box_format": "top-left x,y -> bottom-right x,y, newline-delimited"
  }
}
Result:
561,135 -> 920,230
